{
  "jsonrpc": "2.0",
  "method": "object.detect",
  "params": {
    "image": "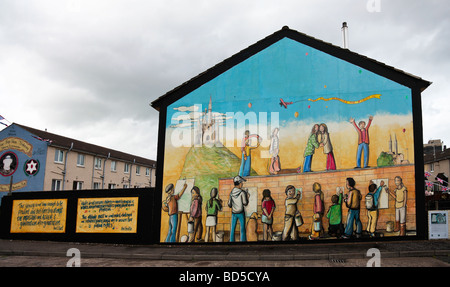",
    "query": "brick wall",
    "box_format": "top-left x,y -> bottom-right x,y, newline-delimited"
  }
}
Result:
218,165 -> 416,240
